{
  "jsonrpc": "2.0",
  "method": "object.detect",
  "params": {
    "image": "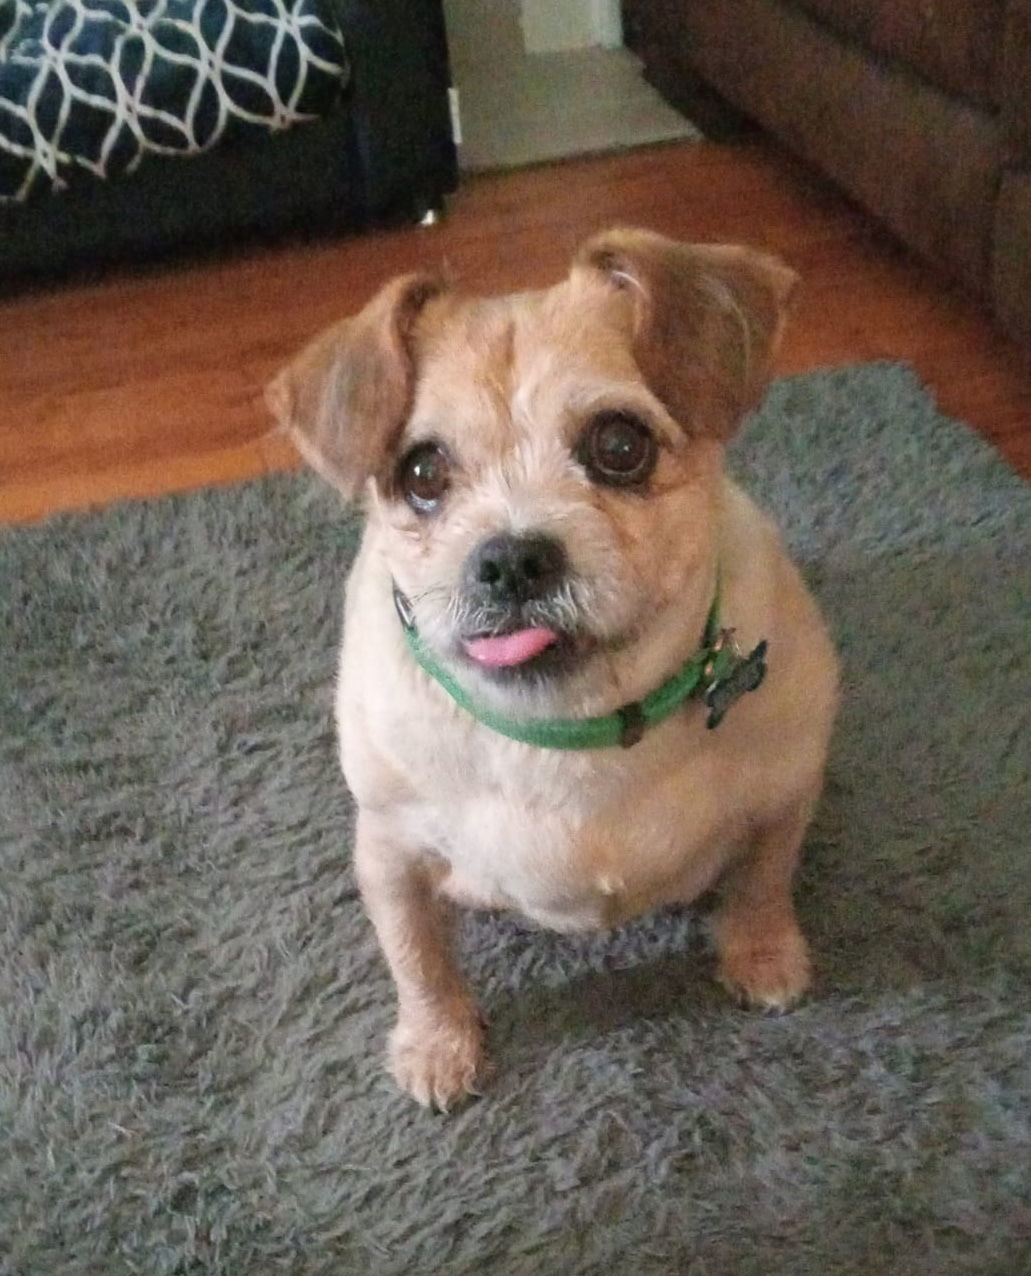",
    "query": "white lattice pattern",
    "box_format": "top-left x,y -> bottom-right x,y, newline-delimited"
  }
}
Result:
0,0 -> 348,202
